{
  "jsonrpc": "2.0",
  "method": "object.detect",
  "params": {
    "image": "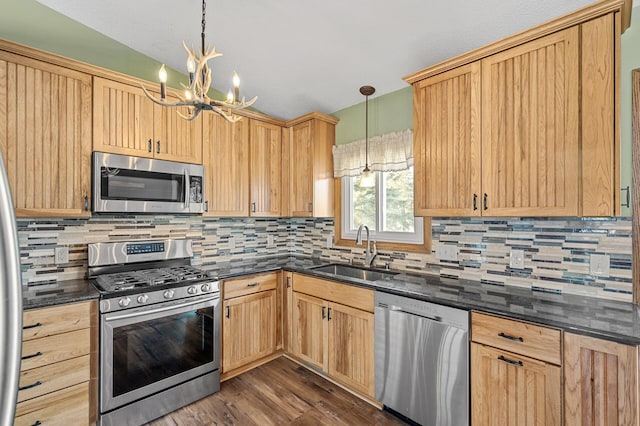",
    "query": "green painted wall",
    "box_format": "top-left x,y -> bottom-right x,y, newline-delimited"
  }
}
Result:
621,7 -> 640,216
332,87 -> 413,145
0,0 -> 225,98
